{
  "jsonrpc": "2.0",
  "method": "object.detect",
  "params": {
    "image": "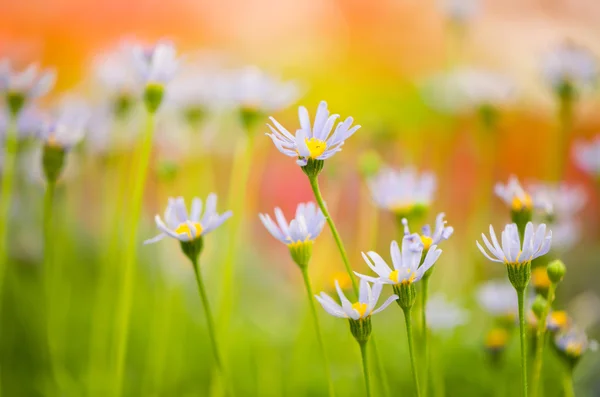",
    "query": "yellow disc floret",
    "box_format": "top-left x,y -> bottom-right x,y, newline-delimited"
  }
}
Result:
420,235 -> 433,250
175,222 -> 203,239
305,138 -> 327,158
352,302 -> 368,318
389,269 -> 416,284
485,328 -> 508,349
548,311 -> 569,330
511,193 -> 532,211
565,341 -> 583,357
